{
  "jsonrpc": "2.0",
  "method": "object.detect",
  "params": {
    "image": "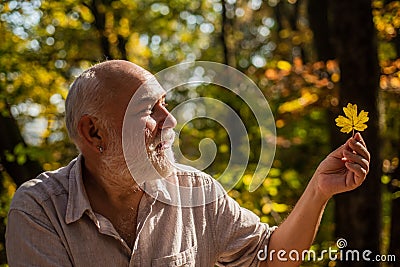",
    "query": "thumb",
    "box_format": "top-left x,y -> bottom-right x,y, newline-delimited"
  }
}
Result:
330,138 -> 352,159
